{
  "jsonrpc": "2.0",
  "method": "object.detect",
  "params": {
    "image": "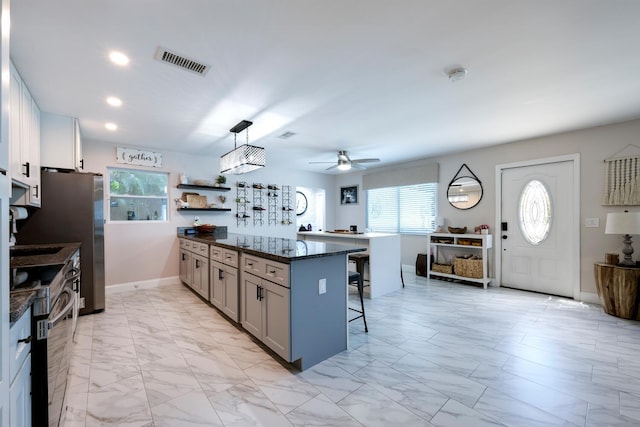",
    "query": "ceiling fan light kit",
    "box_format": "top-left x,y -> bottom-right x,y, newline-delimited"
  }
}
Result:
310,150 -> 380,172
220,120 -> 266,174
